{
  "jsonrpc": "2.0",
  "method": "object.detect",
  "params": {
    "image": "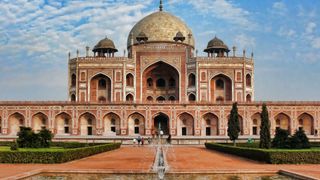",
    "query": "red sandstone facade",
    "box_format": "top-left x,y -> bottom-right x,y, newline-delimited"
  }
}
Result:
0,4 -> 319,142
